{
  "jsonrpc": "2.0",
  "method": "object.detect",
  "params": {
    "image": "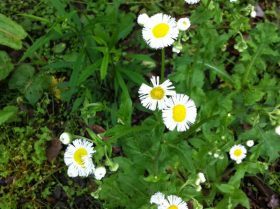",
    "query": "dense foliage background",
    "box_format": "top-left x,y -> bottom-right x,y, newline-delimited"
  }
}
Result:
0,0 -> 279,208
